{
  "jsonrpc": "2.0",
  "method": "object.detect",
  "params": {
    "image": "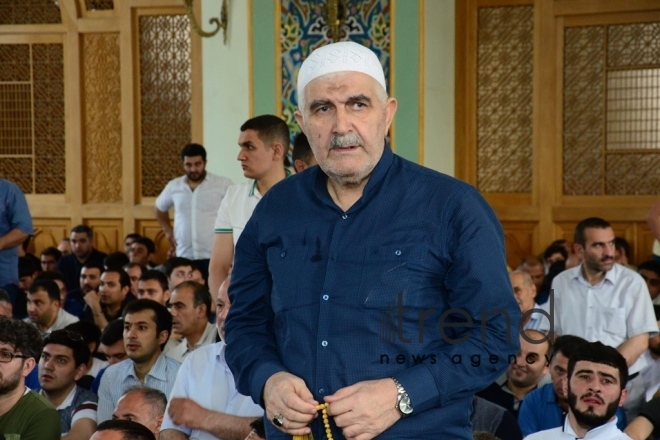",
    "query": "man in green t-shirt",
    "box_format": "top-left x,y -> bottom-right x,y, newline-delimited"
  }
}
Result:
0,317 -> 60,439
